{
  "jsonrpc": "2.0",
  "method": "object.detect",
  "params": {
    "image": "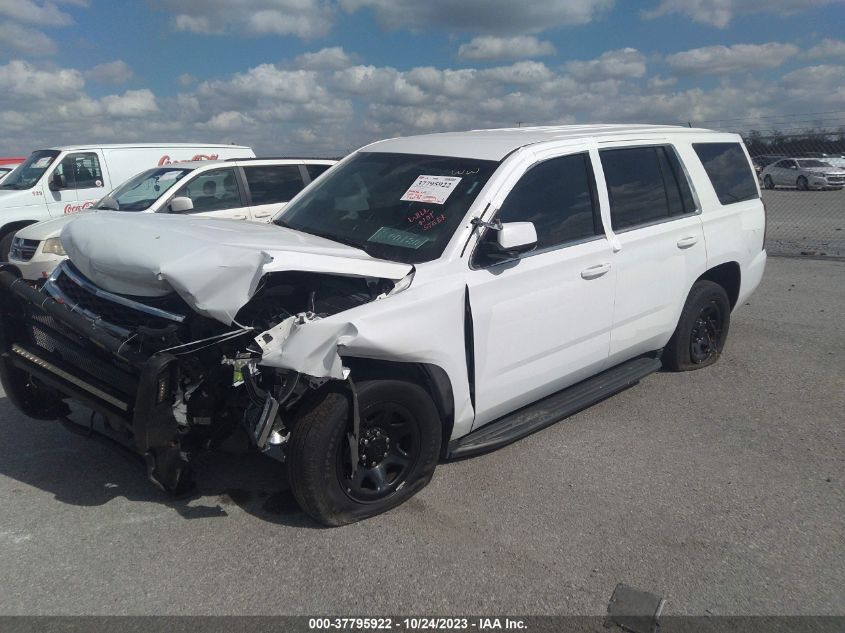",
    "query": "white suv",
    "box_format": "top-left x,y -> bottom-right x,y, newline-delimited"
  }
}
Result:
6,157 -> 336,281
0,125 -> 766,525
